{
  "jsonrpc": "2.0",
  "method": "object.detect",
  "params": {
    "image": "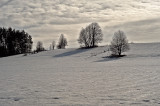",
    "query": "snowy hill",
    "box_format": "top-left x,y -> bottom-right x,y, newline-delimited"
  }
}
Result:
0,43 -> 160,106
